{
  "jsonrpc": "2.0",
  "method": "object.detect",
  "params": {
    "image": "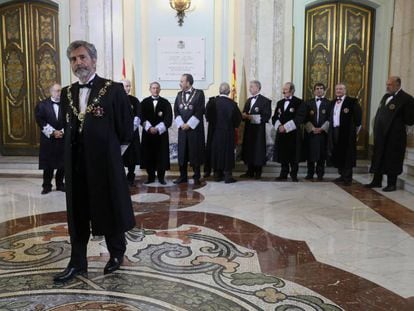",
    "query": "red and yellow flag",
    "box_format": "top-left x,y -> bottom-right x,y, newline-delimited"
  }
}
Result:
121,58 -> 126,79
230,55 -> 237,102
